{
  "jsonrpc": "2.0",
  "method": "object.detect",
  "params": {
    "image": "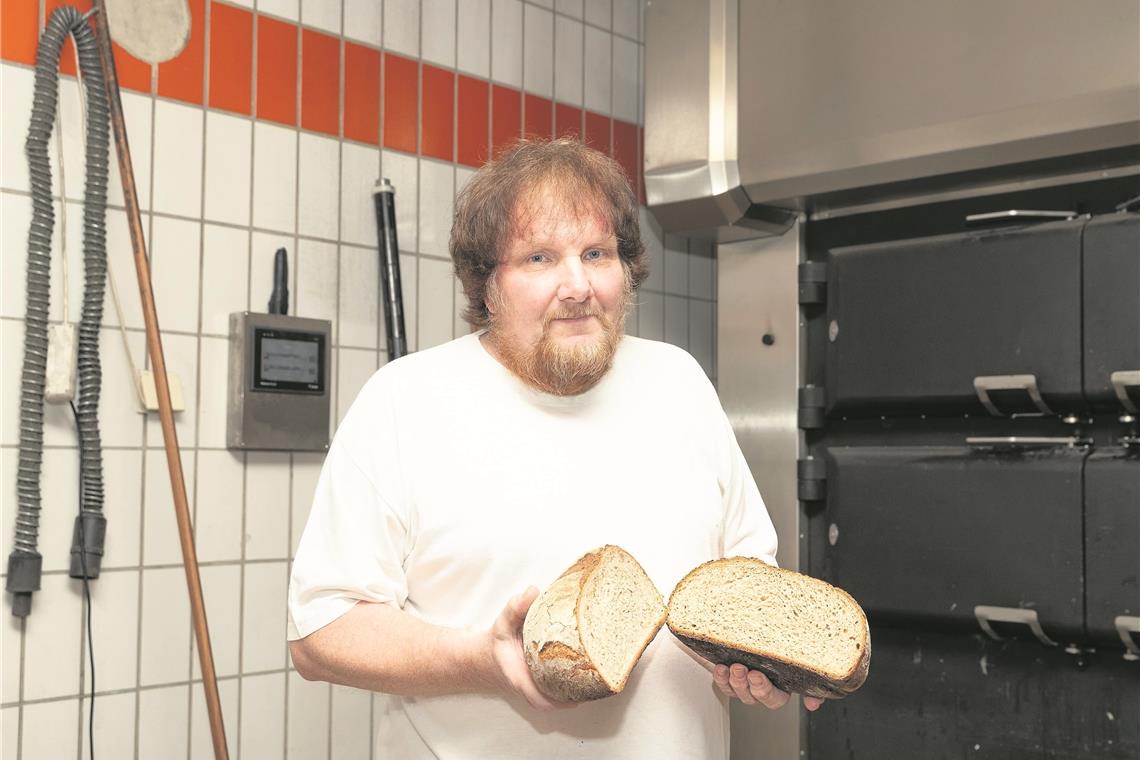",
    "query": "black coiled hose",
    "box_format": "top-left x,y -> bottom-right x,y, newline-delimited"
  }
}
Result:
7,5 -> 109,617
